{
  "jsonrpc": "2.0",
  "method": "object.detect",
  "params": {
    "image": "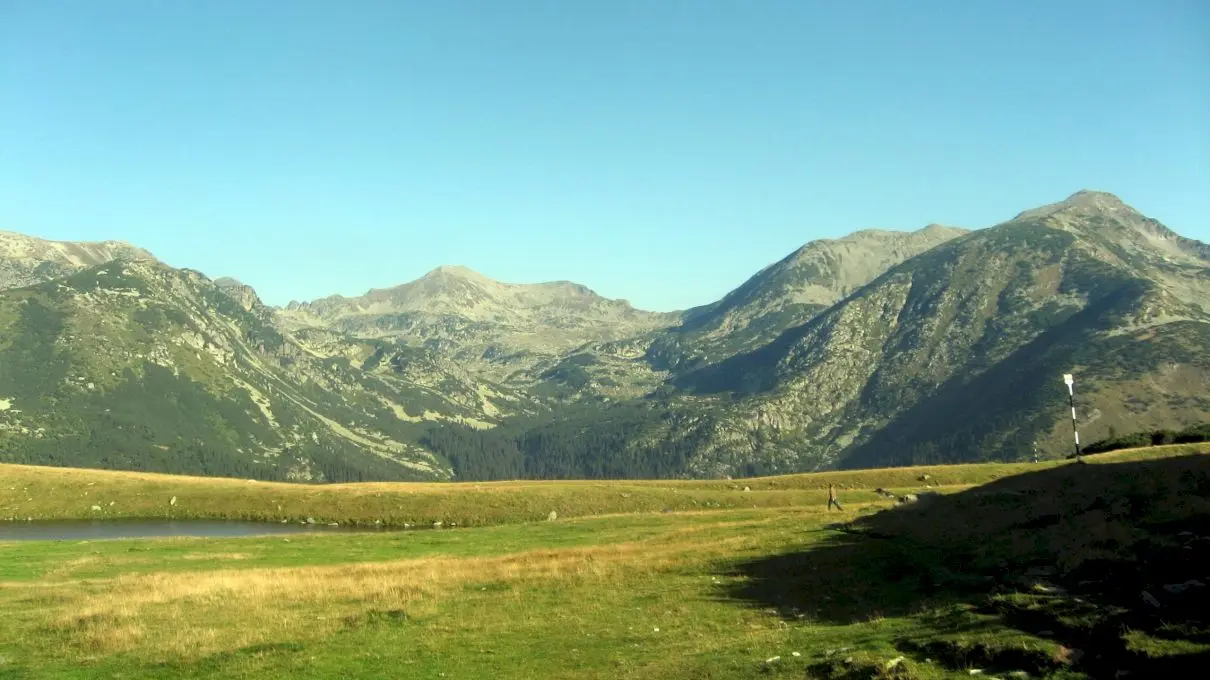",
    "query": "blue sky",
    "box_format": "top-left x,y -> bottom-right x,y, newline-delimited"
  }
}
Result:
2,1 -> 1208,311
